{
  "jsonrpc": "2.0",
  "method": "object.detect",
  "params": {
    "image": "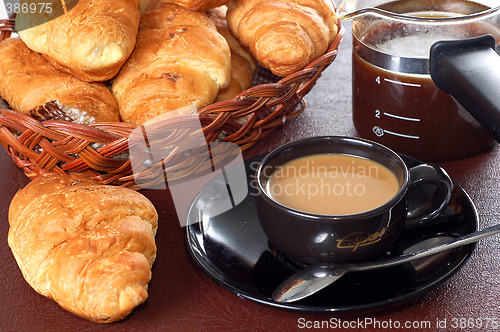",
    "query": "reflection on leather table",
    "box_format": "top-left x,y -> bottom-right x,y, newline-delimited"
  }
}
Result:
0,24 -> 499,331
